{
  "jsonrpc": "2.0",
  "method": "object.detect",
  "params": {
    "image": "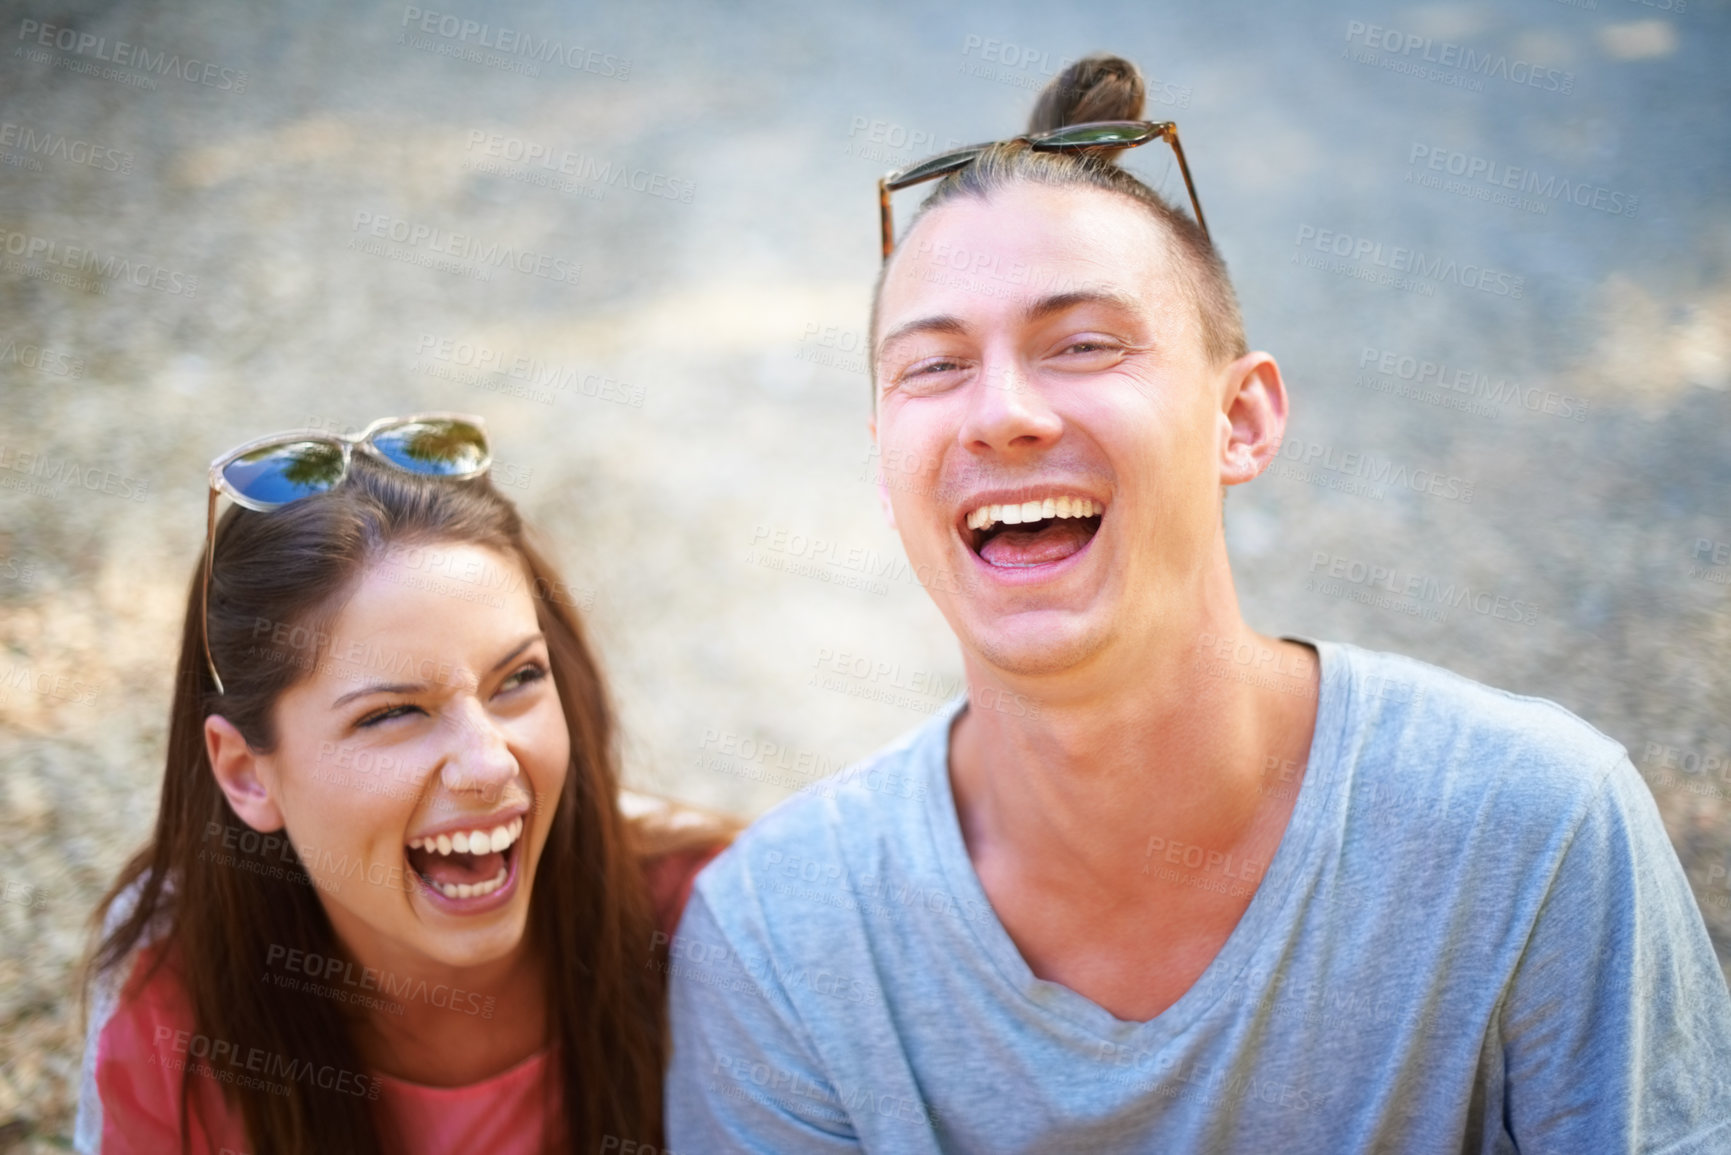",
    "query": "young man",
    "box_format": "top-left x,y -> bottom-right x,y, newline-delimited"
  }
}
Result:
667,59 -> 1731,1153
